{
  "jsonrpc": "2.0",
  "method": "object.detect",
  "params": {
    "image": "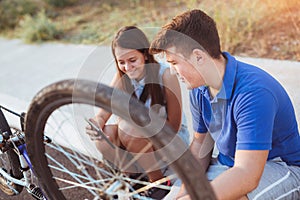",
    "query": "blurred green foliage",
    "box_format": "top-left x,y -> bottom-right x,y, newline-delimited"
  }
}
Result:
0,0 -> 38,29
18,10 -> 61,43
43,0 -> 78,8
0,0 -> 298,60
